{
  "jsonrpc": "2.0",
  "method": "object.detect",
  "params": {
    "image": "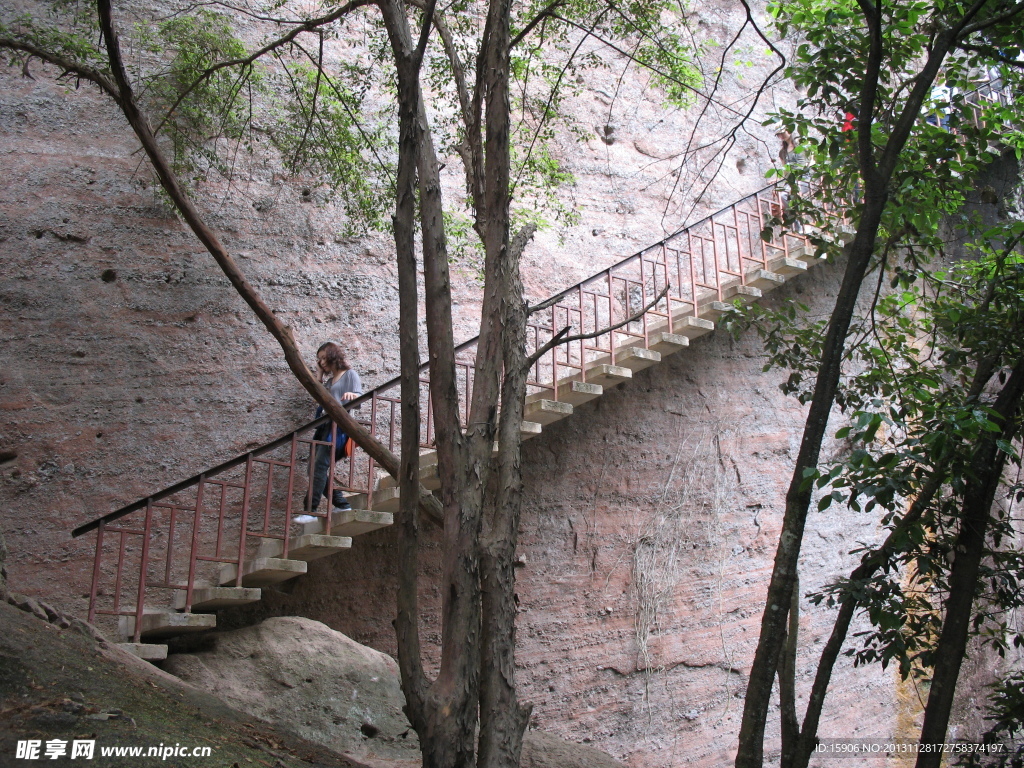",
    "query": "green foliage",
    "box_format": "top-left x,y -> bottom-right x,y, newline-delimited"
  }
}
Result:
270,57 -> 394,235
504,0 -> 701,223
0,0 -> 111,93
763,0 -> 1024,244
1,2 -> 394,232
134,10 -> 261,185
444,209 -> 486,282
738,222 -> 1024,681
